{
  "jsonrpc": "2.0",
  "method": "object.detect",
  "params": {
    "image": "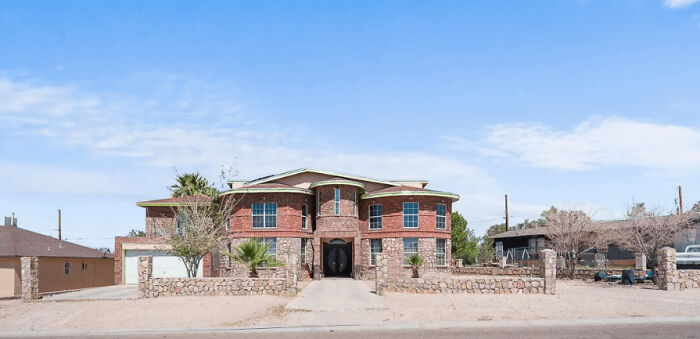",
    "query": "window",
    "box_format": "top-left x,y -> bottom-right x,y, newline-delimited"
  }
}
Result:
369,205 -> 382,230
301,238 -> 307,264
317,192 -> 321,216
301,205 -> 308,229
370,239 -> 382,266
64,262 -> 71,275
224,216 -> 230,231
176,212 -> 187,235
436,239 -> 446,266
334,189 -> 341,215
403,202 -> 419,228
227,242 -> 232,267
81,263 -> 88,271
403,238 -> 418,265
353,192 -> 357,216
252,203 -> 277,228
436,204 -> 446,229
262,237 -> 277,261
